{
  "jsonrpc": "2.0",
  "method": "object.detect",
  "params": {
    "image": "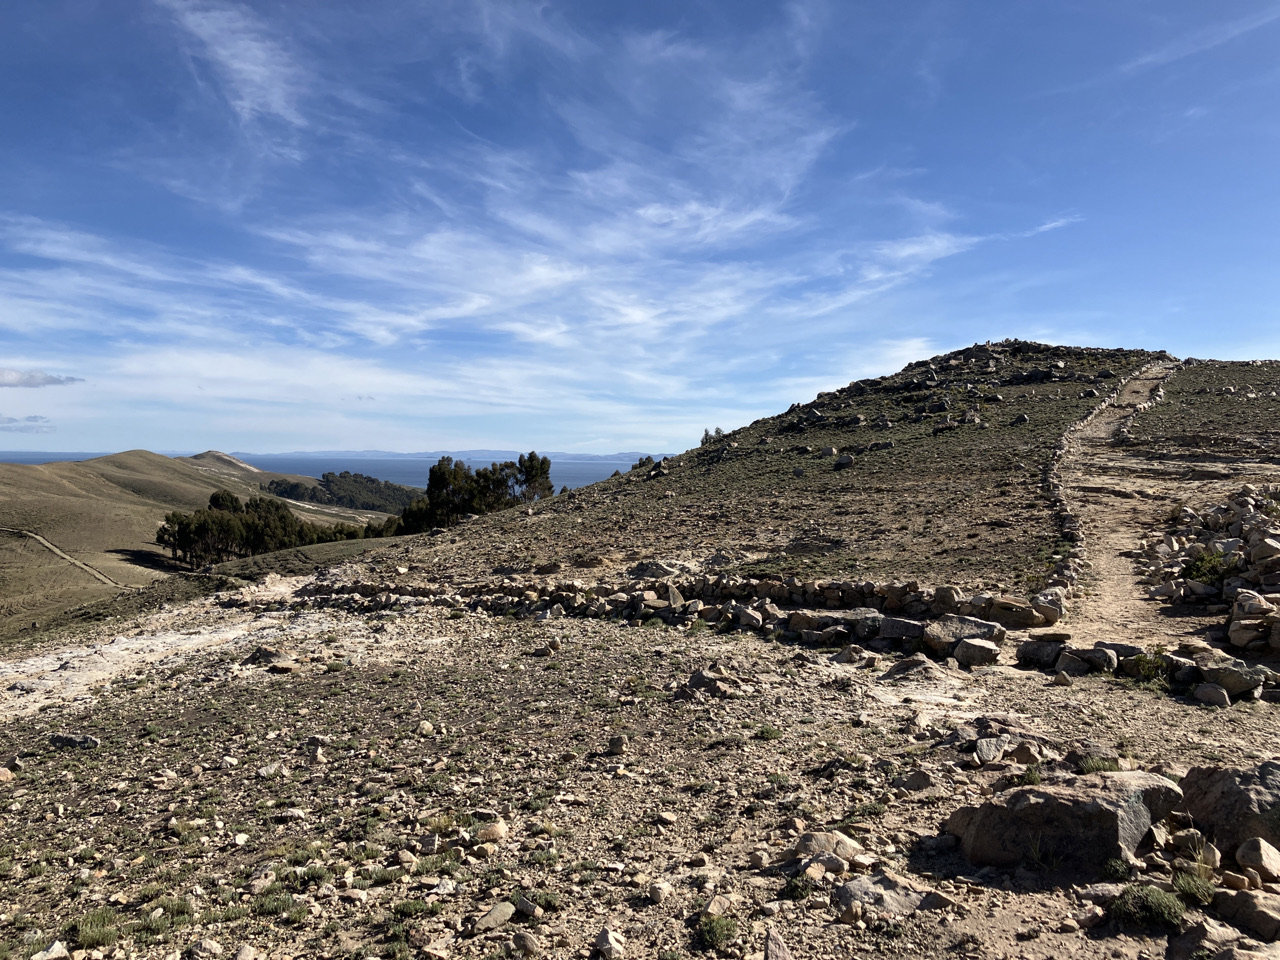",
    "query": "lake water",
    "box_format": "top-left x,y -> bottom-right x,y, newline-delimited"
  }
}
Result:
0,451 -> 636,491
237,455 -> 632,491
0,451 -> 111,464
